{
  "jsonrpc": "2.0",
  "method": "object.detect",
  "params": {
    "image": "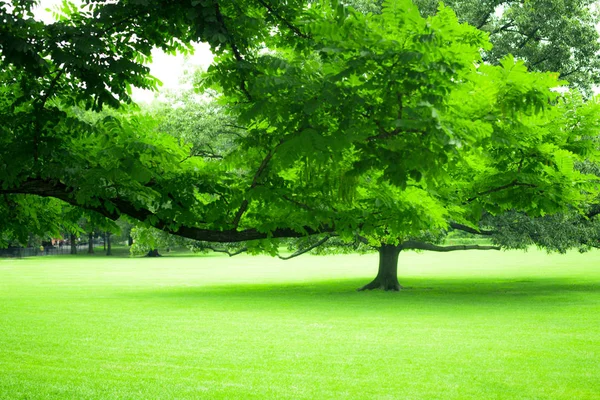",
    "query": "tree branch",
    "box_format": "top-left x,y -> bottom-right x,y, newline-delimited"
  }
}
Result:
466,180 -> 537,203
491,19 -> 515,34
400,240 -> 501,252
214,3 -> 252,101
559,66 -> 583,79
201,245 -> 248,257
277,236 -> 331,260
254,0 -> 310,39
231,147 -> 276,228
516,27 -> 541,50
282,195 -> 315,211
367,121 -> 424,141
449,222 -> 495,236
1,178 -> 335,243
